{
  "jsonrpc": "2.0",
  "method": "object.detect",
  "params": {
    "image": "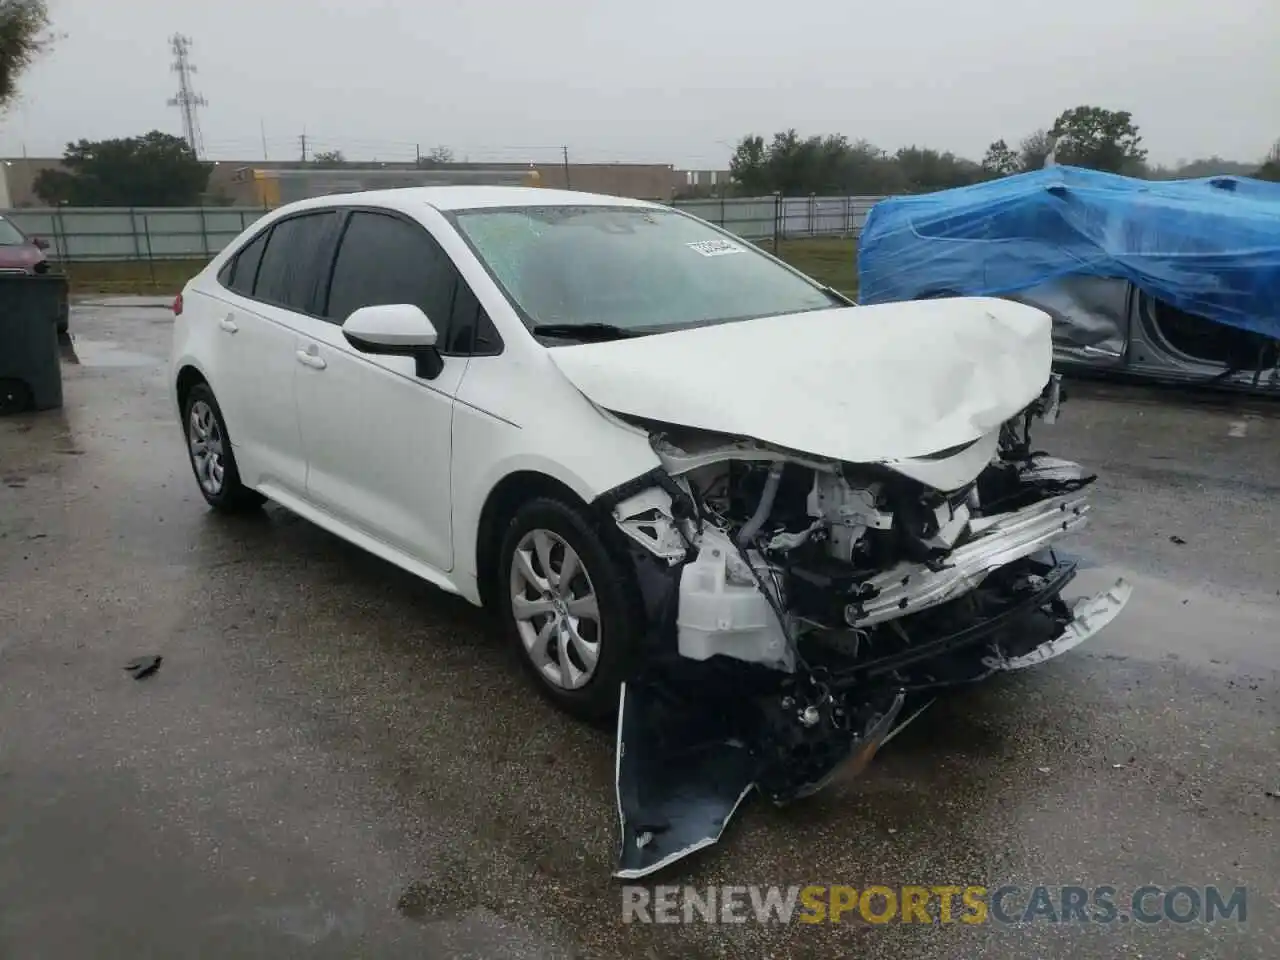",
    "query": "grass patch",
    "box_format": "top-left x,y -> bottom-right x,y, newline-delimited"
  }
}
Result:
767,237 -> 859,298
60,259 -> 208,295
